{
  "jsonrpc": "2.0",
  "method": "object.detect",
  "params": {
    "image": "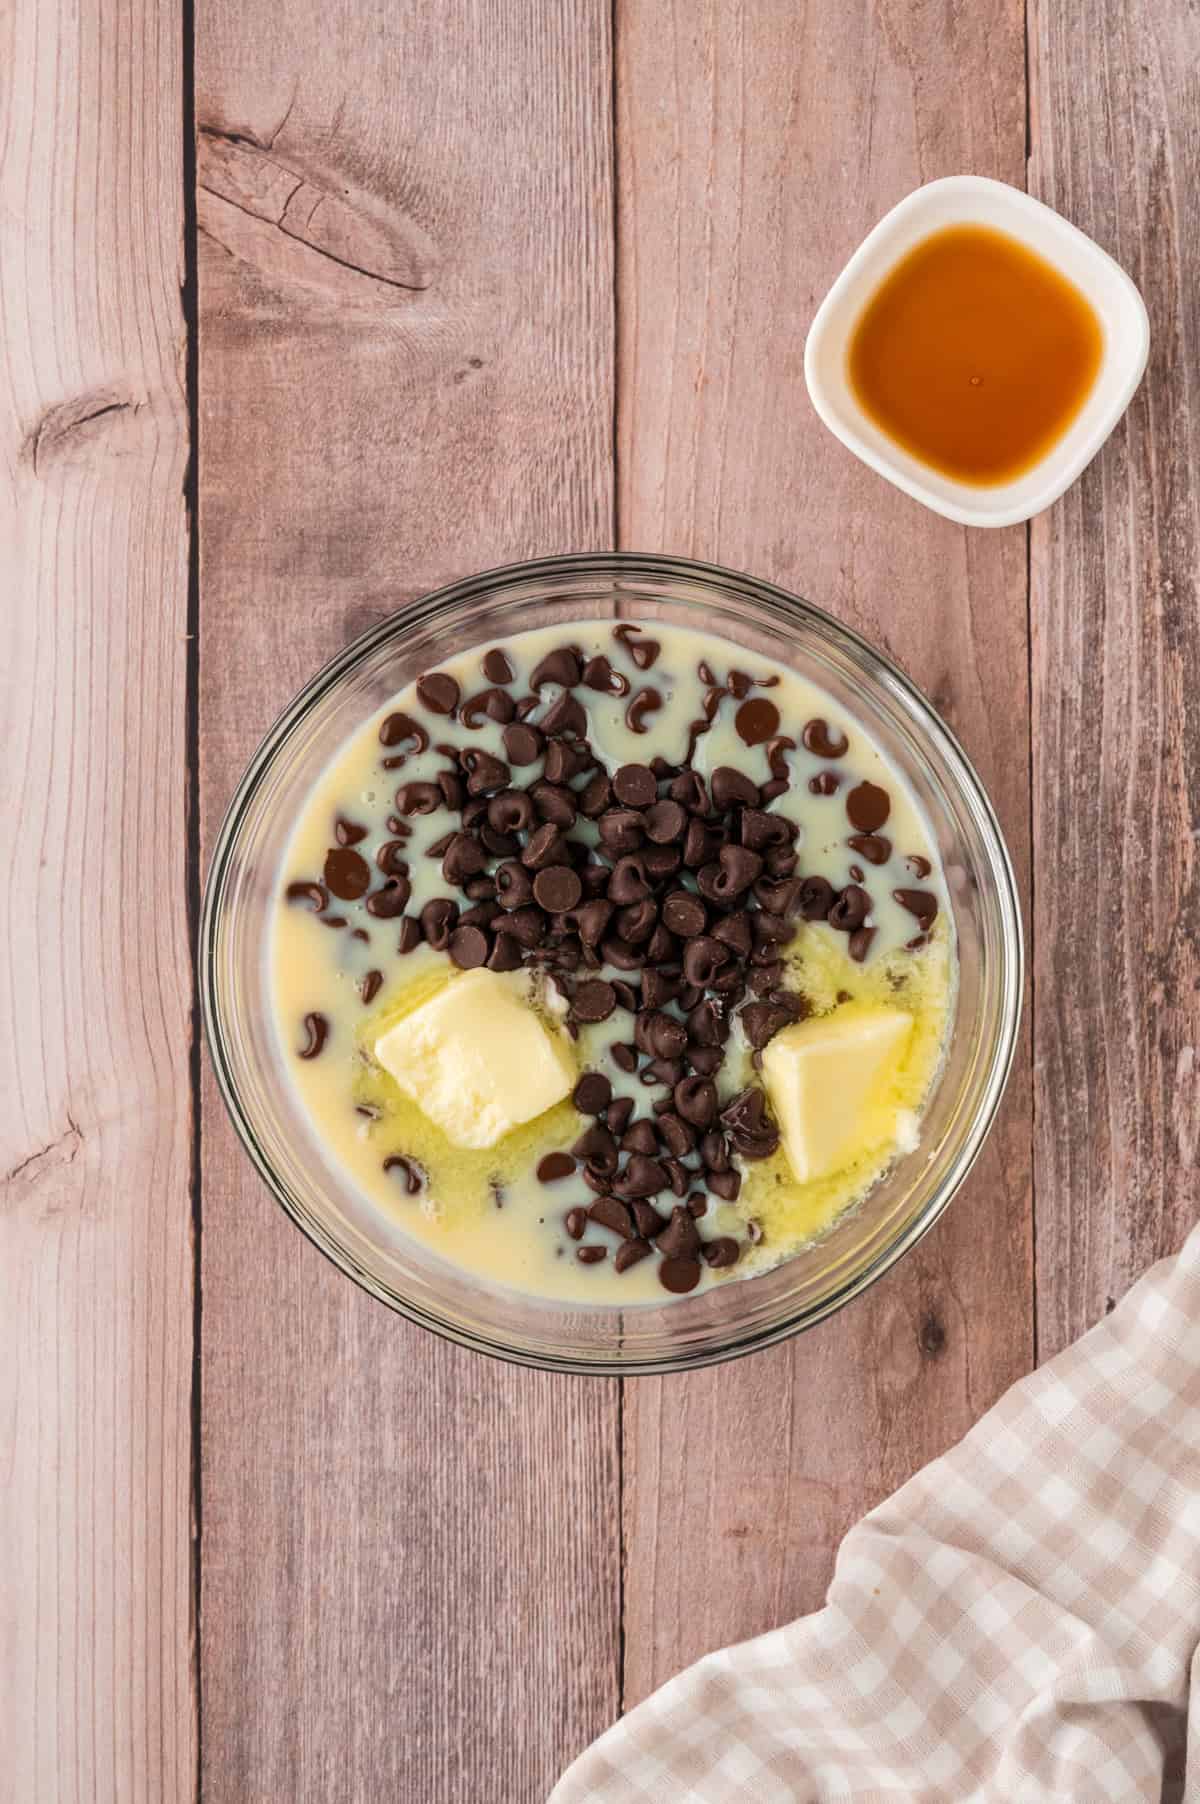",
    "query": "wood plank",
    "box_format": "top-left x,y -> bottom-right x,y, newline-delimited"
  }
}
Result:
0,0 -> 195,1798
1029,0 -> 1200,1355
616,0 -> 1034,1701
195,4 -> 618,1797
